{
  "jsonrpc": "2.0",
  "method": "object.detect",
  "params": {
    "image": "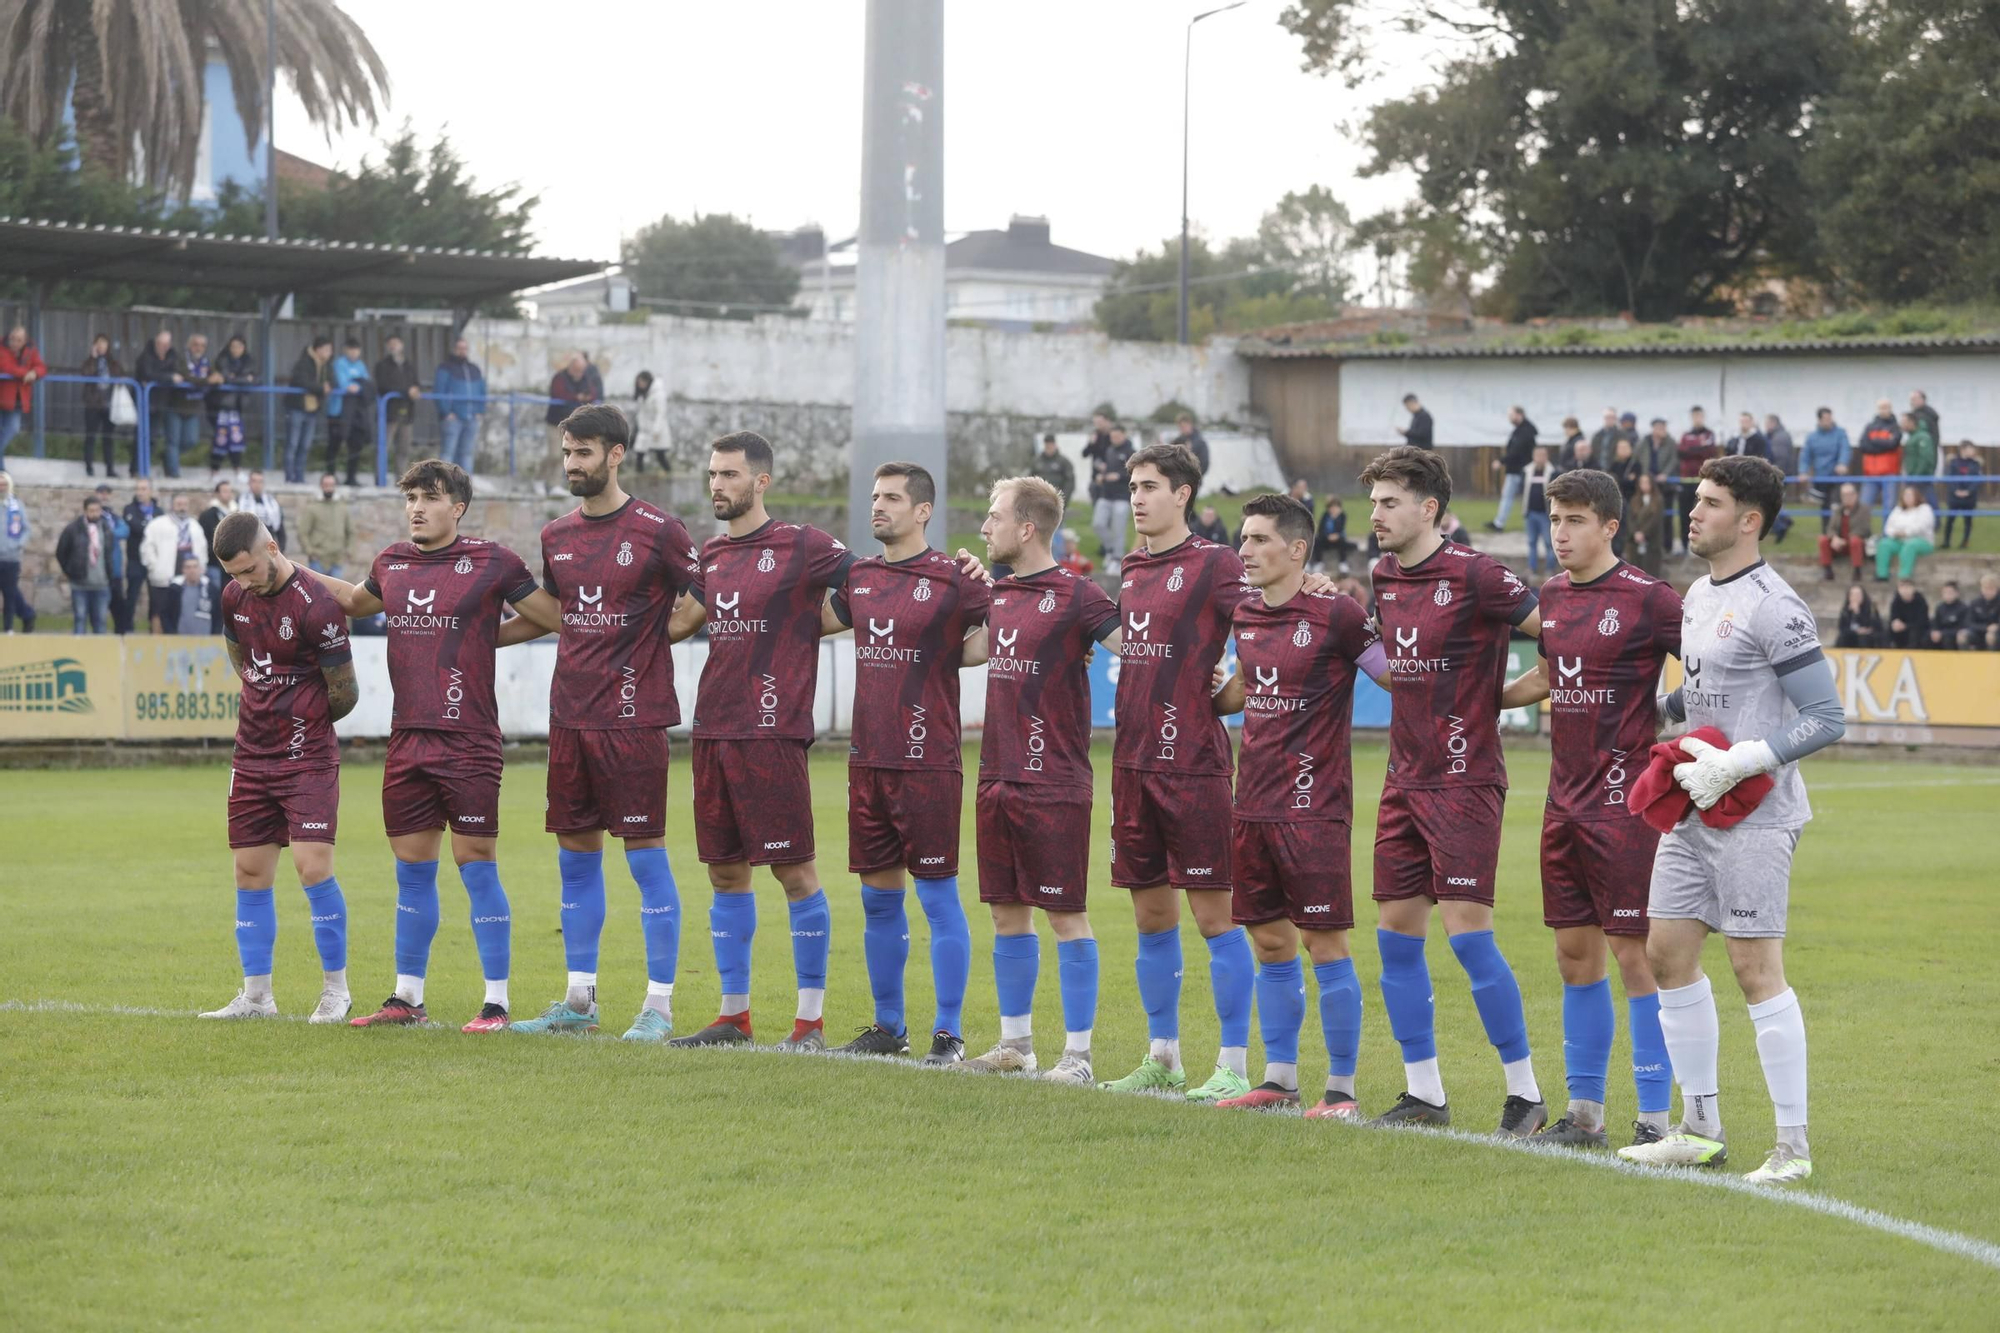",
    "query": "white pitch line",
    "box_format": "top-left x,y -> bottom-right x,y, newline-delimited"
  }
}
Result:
9,997 -> 2000,1275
